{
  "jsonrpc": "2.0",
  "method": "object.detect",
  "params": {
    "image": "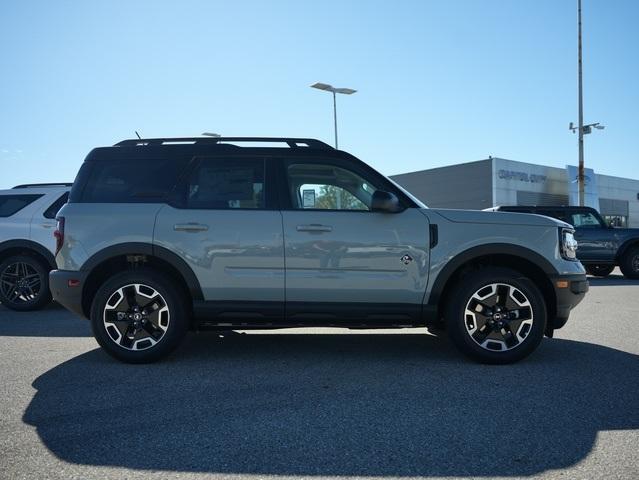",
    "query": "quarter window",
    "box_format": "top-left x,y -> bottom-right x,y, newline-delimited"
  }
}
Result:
186,159 -> 265,209
43,192 -> 69,219
0,194 -> 43,217
80,158 -> 188,203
